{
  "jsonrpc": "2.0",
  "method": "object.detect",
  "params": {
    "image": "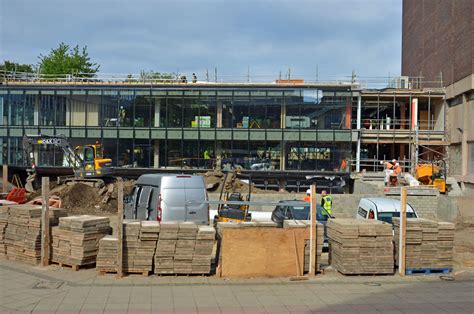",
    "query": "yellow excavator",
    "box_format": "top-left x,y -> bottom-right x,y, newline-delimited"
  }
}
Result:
23,134 -> 113,191
214,172 -> 252,224
415,160 -> 447,193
